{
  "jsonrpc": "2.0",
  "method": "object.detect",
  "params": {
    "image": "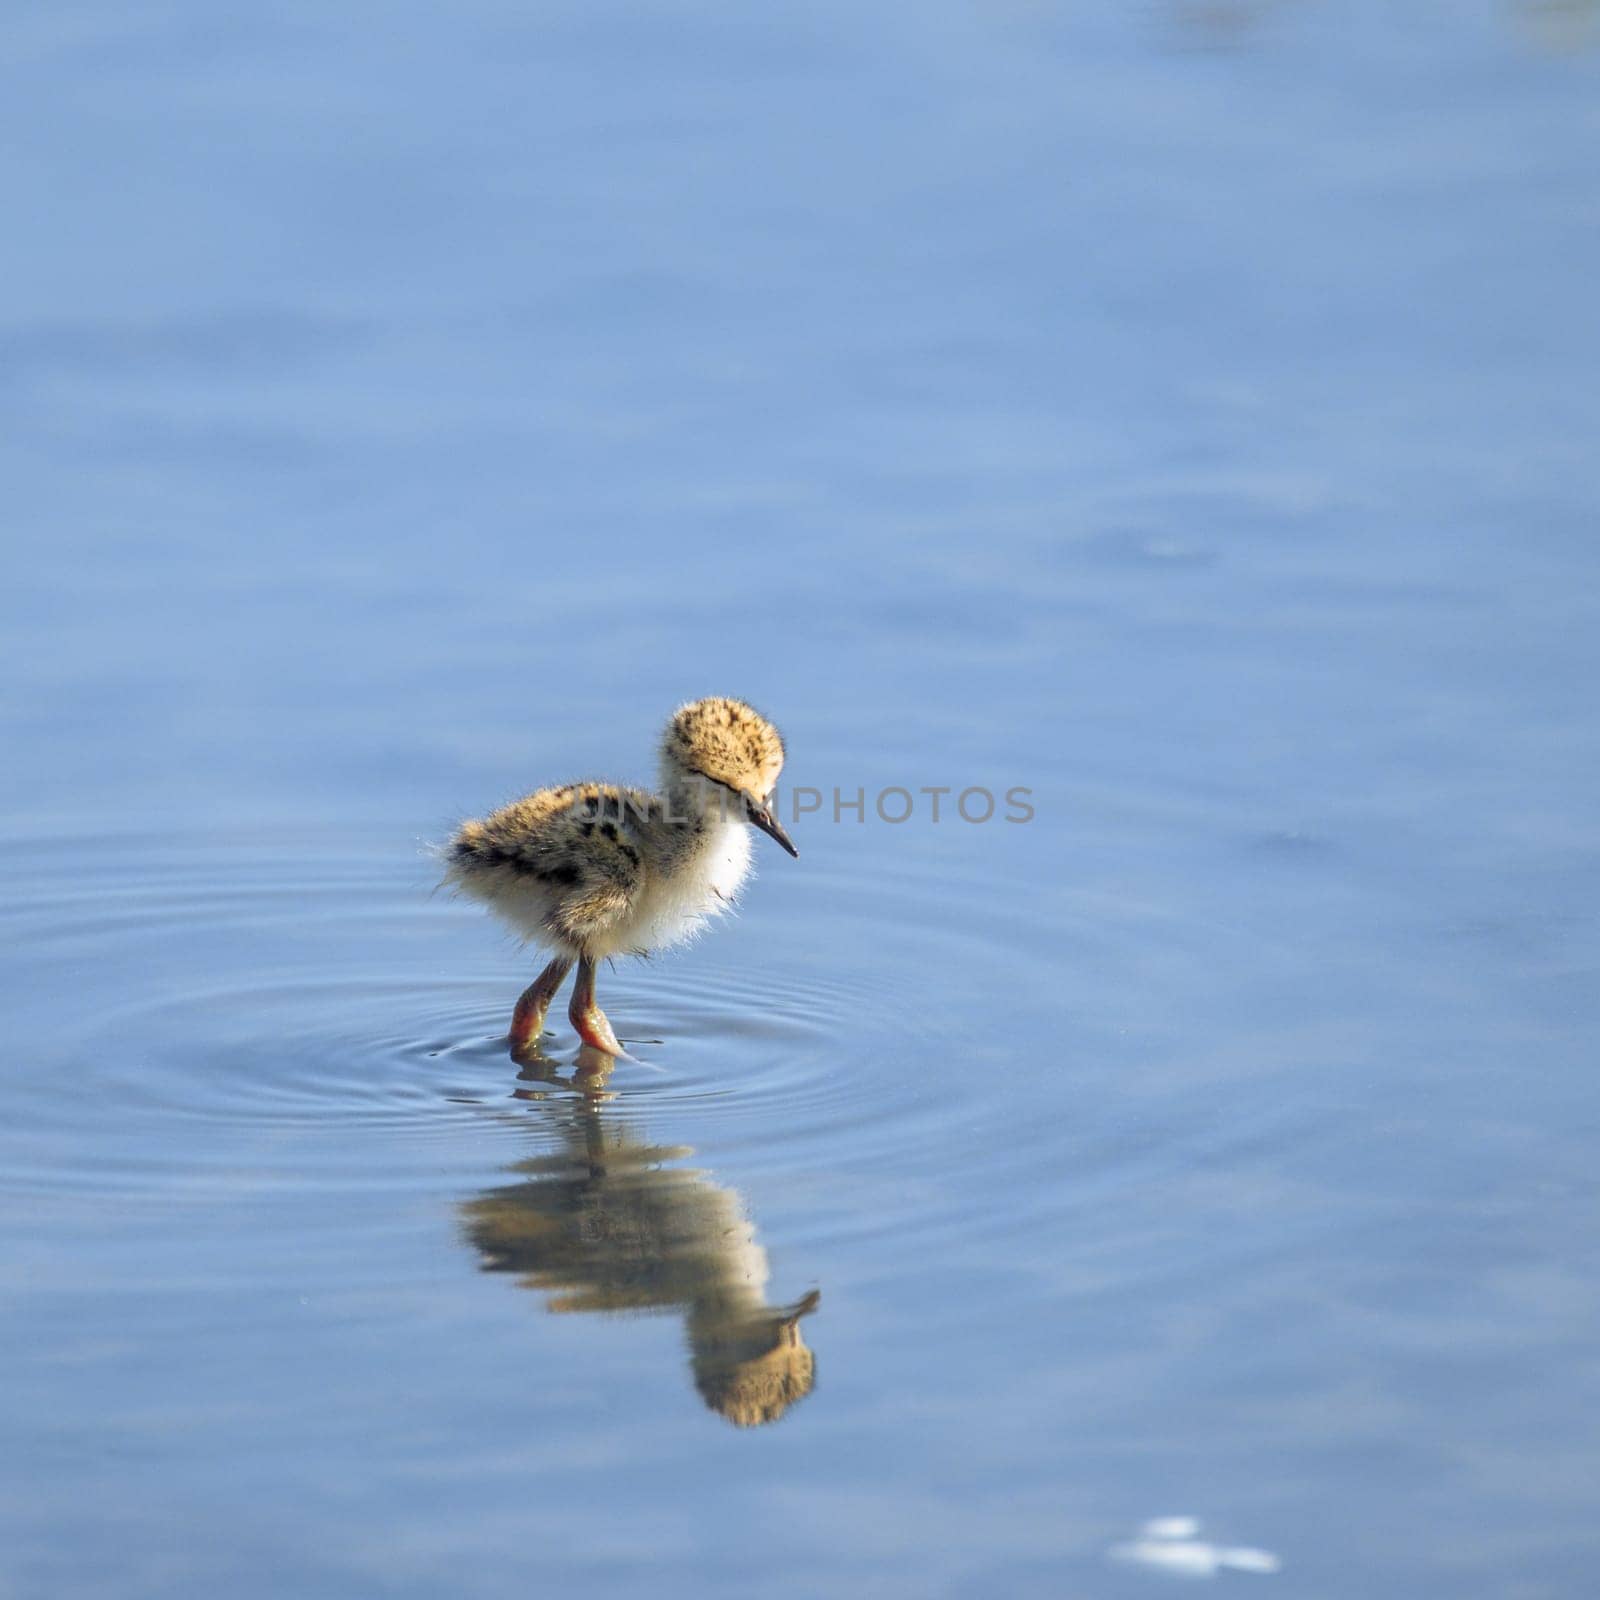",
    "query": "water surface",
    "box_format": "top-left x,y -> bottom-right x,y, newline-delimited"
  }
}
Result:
3,3 -> 1599,1596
